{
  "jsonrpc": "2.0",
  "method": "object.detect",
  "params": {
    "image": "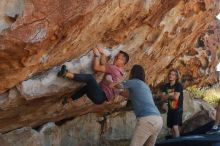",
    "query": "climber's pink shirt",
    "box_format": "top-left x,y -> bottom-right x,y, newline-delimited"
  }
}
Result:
99,64 -> 124,101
